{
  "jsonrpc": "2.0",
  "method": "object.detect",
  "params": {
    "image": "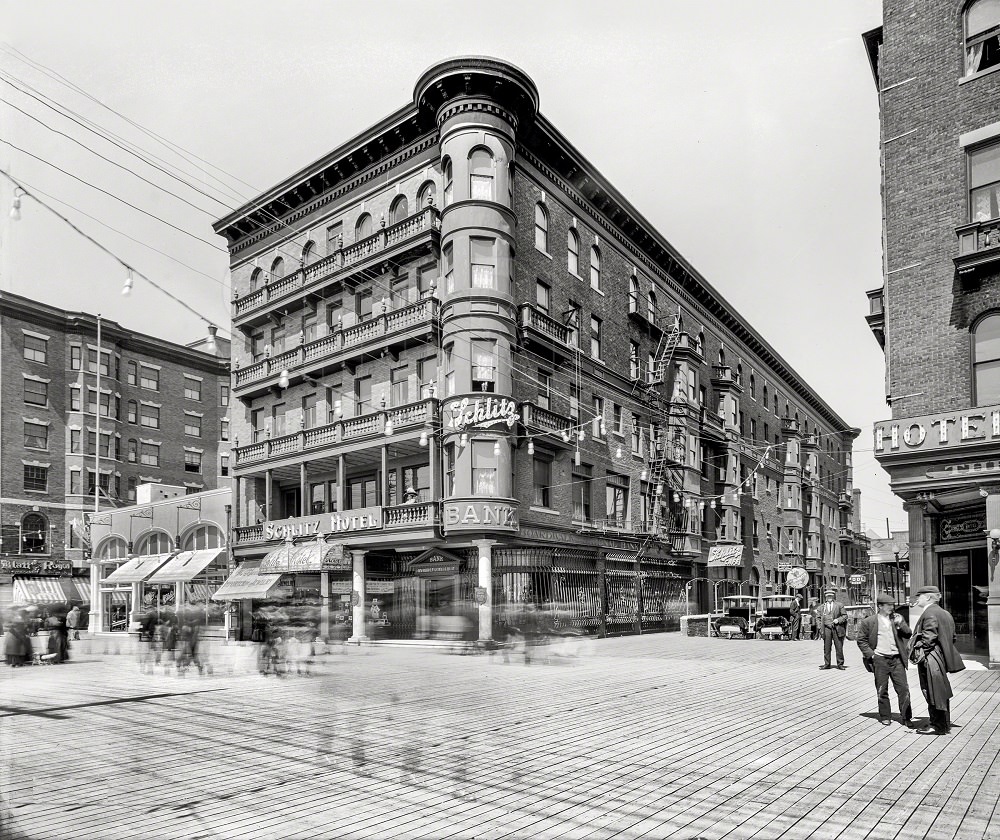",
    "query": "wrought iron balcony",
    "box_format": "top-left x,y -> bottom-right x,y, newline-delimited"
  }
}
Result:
955,217 -> 1000,279
233,298 -> 440,397
519,303 -> 576,356
233,398 -> 438,468
233,207 -> 440,325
